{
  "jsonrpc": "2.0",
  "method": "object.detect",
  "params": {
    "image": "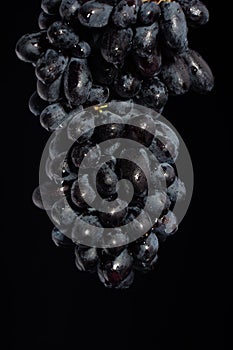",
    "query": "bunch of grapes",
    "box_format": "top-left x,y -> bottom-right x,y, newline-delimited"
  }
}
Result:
16,0 -> 214,132
32,102 -> 186,289
16,0 -> 212,289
